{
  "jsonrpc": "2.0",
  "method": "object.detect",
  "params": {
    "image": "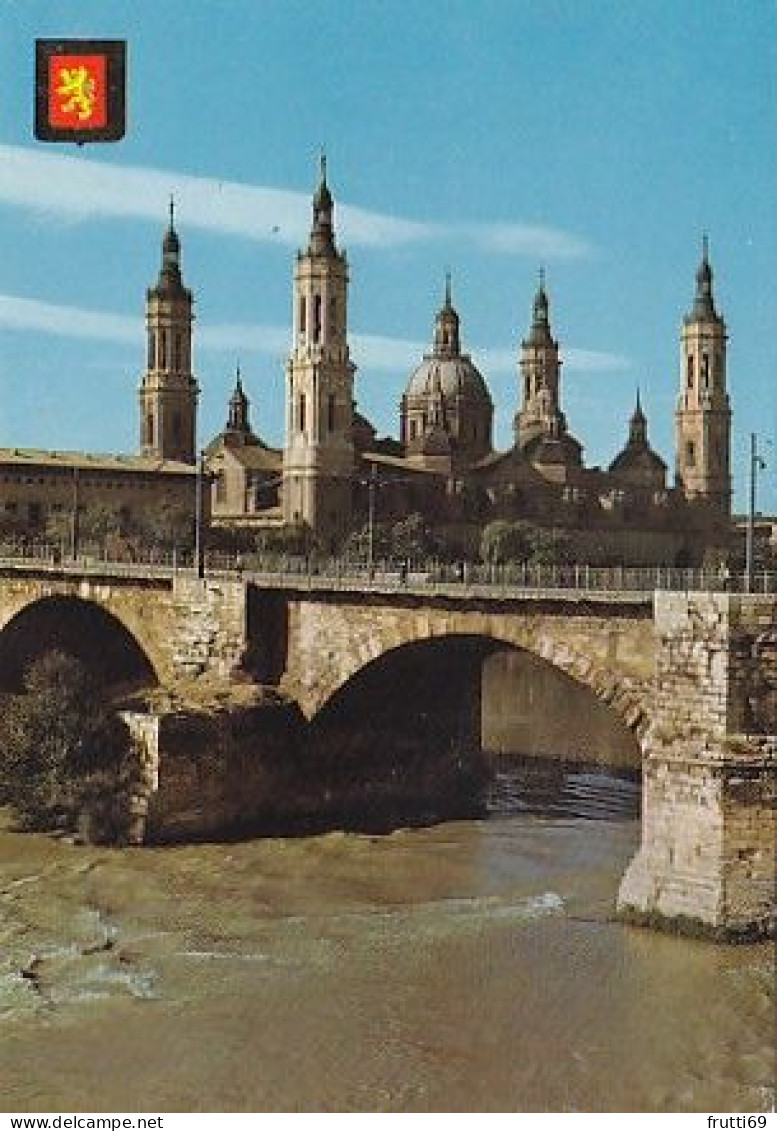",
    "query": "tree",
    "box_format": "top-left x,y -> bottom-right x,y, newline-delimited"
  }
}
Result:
0,651 -> 137,843
480,520 -> 574,568
525,526 -> 573,567
131,502 -> 193,553
480,520 -> 531,566
388,512 -> 440,560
